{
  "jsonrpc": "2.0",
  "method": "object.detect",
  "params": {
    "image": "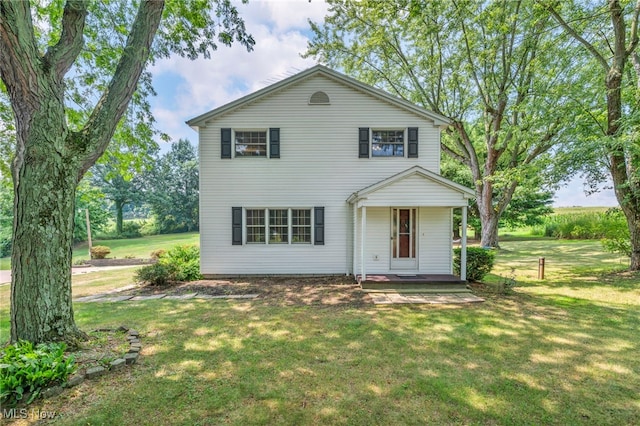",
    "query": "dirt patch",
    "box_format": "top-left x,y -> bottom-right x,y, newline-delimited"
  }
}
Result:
119,275 -> 372,307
